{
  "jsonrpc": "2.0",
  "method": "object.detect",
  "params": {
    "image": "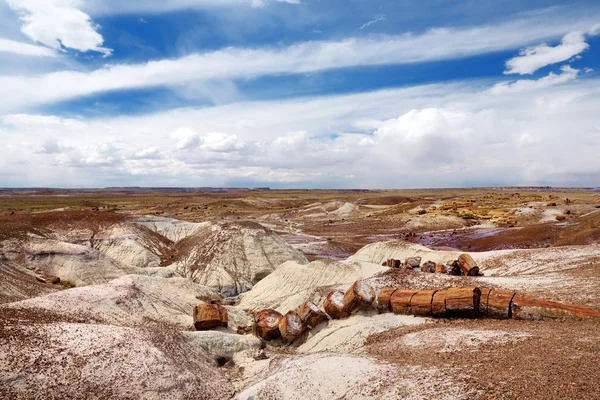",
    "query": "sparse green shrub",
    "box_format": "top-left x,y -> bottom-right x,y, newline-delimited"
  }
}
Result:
61,279 -> 76,289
